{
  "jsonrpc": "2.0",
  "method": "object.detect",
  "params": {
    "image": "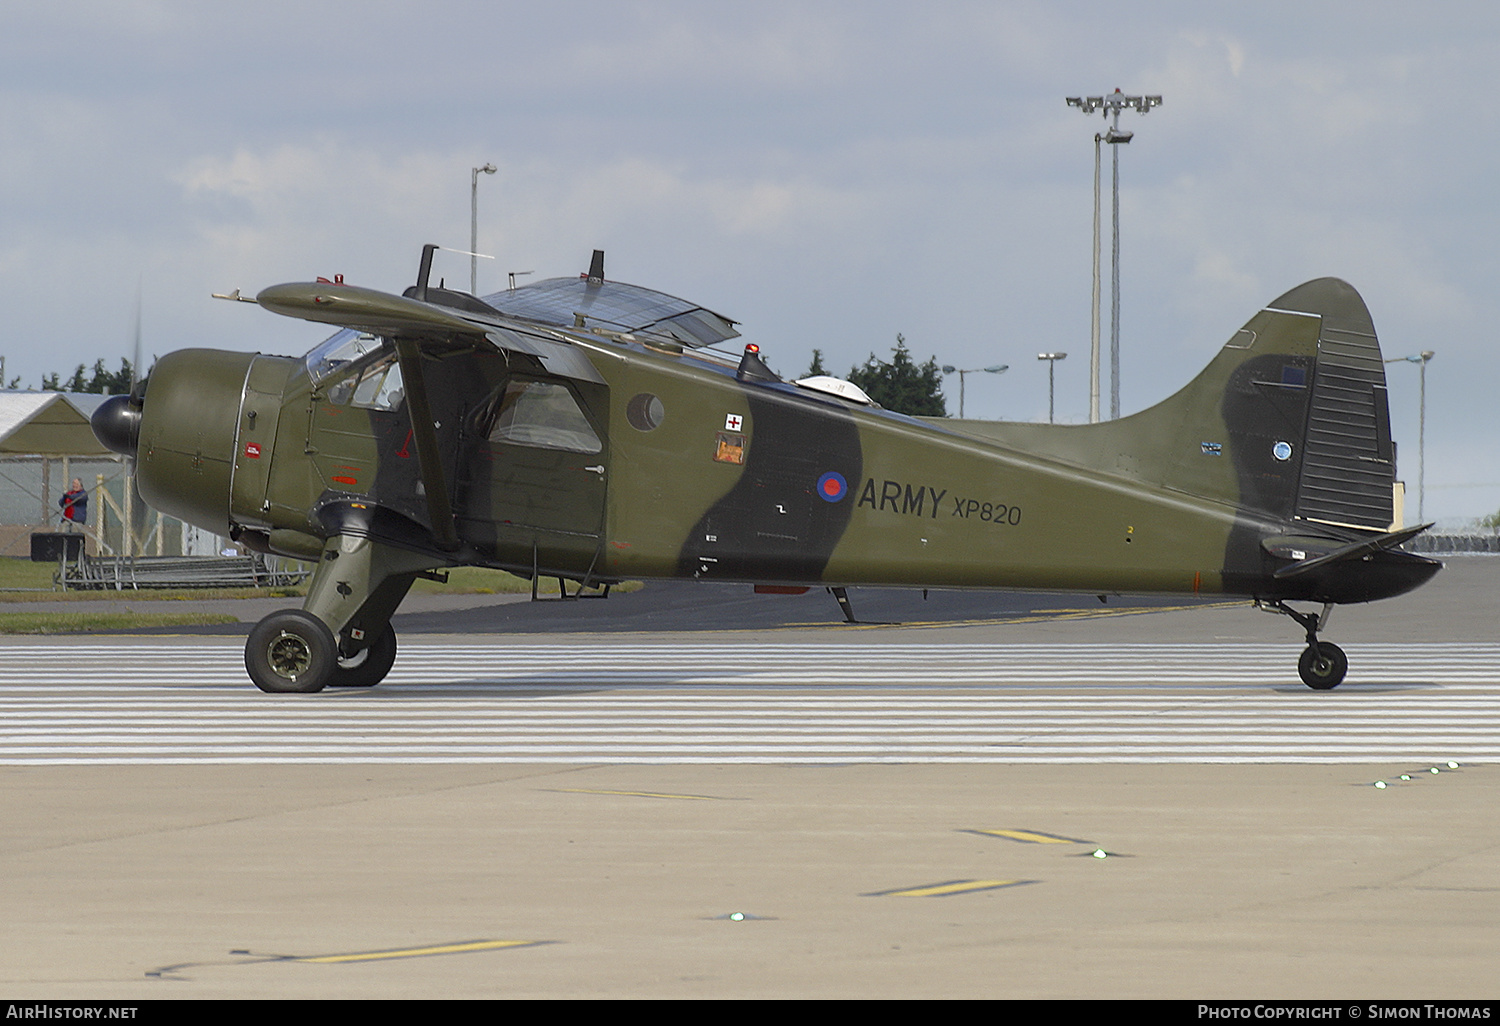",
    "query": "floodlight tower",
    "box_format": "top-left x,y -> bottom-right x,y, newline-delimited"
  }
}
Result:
471,163 -> 497,294
1065,90 -> 1162,420
940,364 -> 1008,418
1037,352 -> 1067,423
1386,350 -> 1435,522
